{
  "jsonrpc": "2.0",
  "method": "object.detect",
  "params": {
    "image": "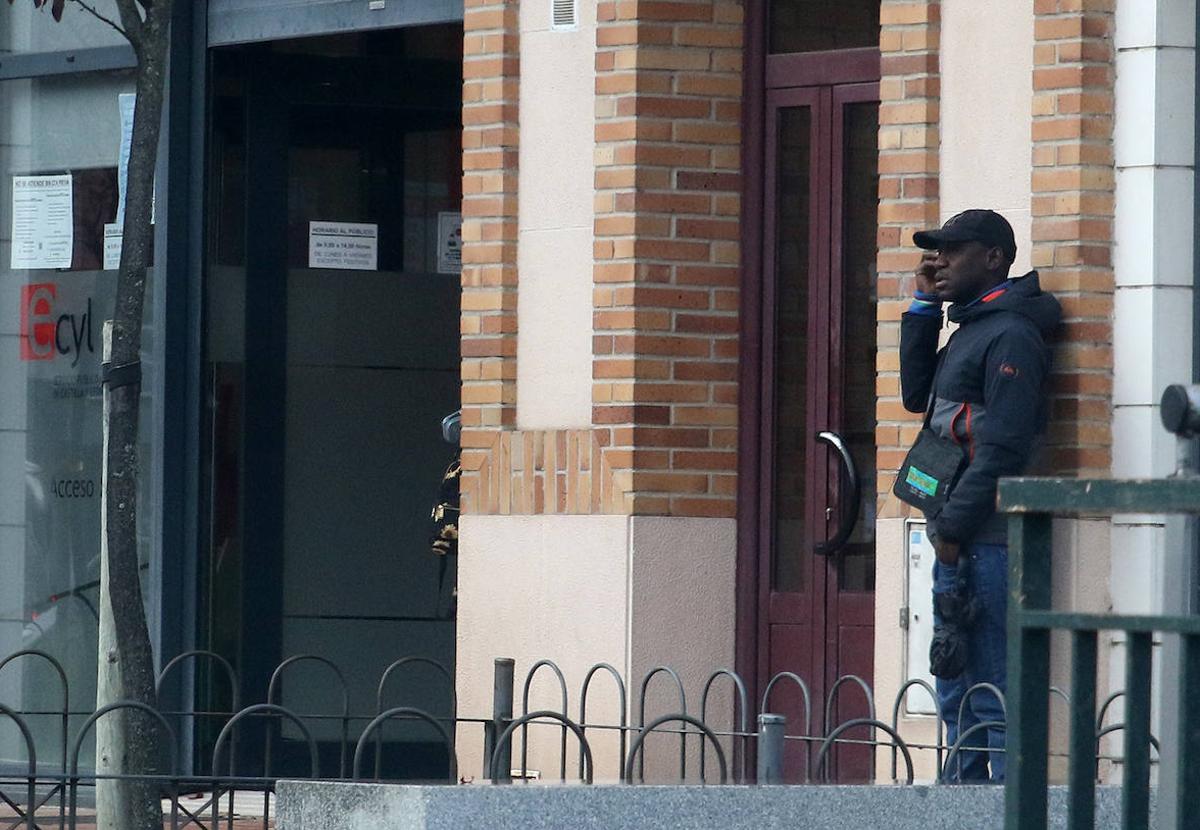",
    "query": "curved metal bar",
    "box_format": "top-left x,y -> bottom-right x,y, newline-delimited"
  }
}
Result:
1095,722 -> 1162,766
761,671 -> 814,781
579,662 -> 627,781
491,711 -> 594,785
266,655 -> 350,778
376,656 -> 456,714
1049,685 -> 1071,708
699,668 -> 749,783
0,703 -> 38,830
815,718 -> 914,785
352,707 -> 457,783
211,703 -> 320,830
761,671 -> 813,734
211,703 -> 321,777
156,650 -> 240,705
955,682 -> 1007,731
890,678 -> 942,783
70,701 -> 178,777
69,700 -> 177,826
825,674 -> 877,733
941,720 -> 1006,782
156,649 -> 241,777
624,713 -> 727,785
814,431 -> 861,556
0,648 -> 69,703
374,656 -> 457,778
0,649 -> 70,780
824,675 -> 876,738
520,659 -> 569,781
1097,690 -> 1126,732
637,665 -> 688,781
